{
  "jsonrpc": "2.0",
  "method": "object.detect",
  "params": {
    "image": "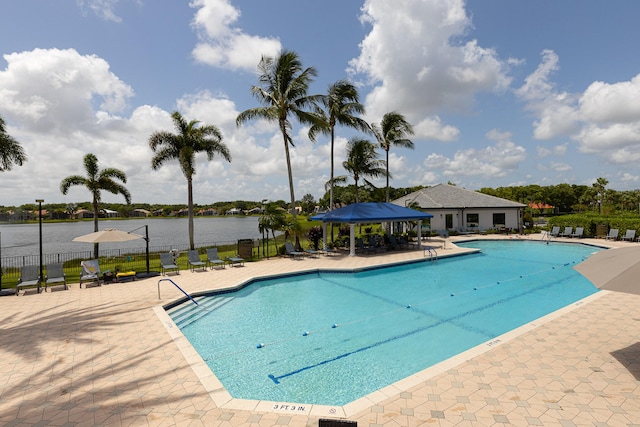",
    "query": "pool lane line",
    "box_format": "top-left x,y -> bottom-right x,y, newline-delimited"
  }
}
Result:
265,265 -> 586,385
